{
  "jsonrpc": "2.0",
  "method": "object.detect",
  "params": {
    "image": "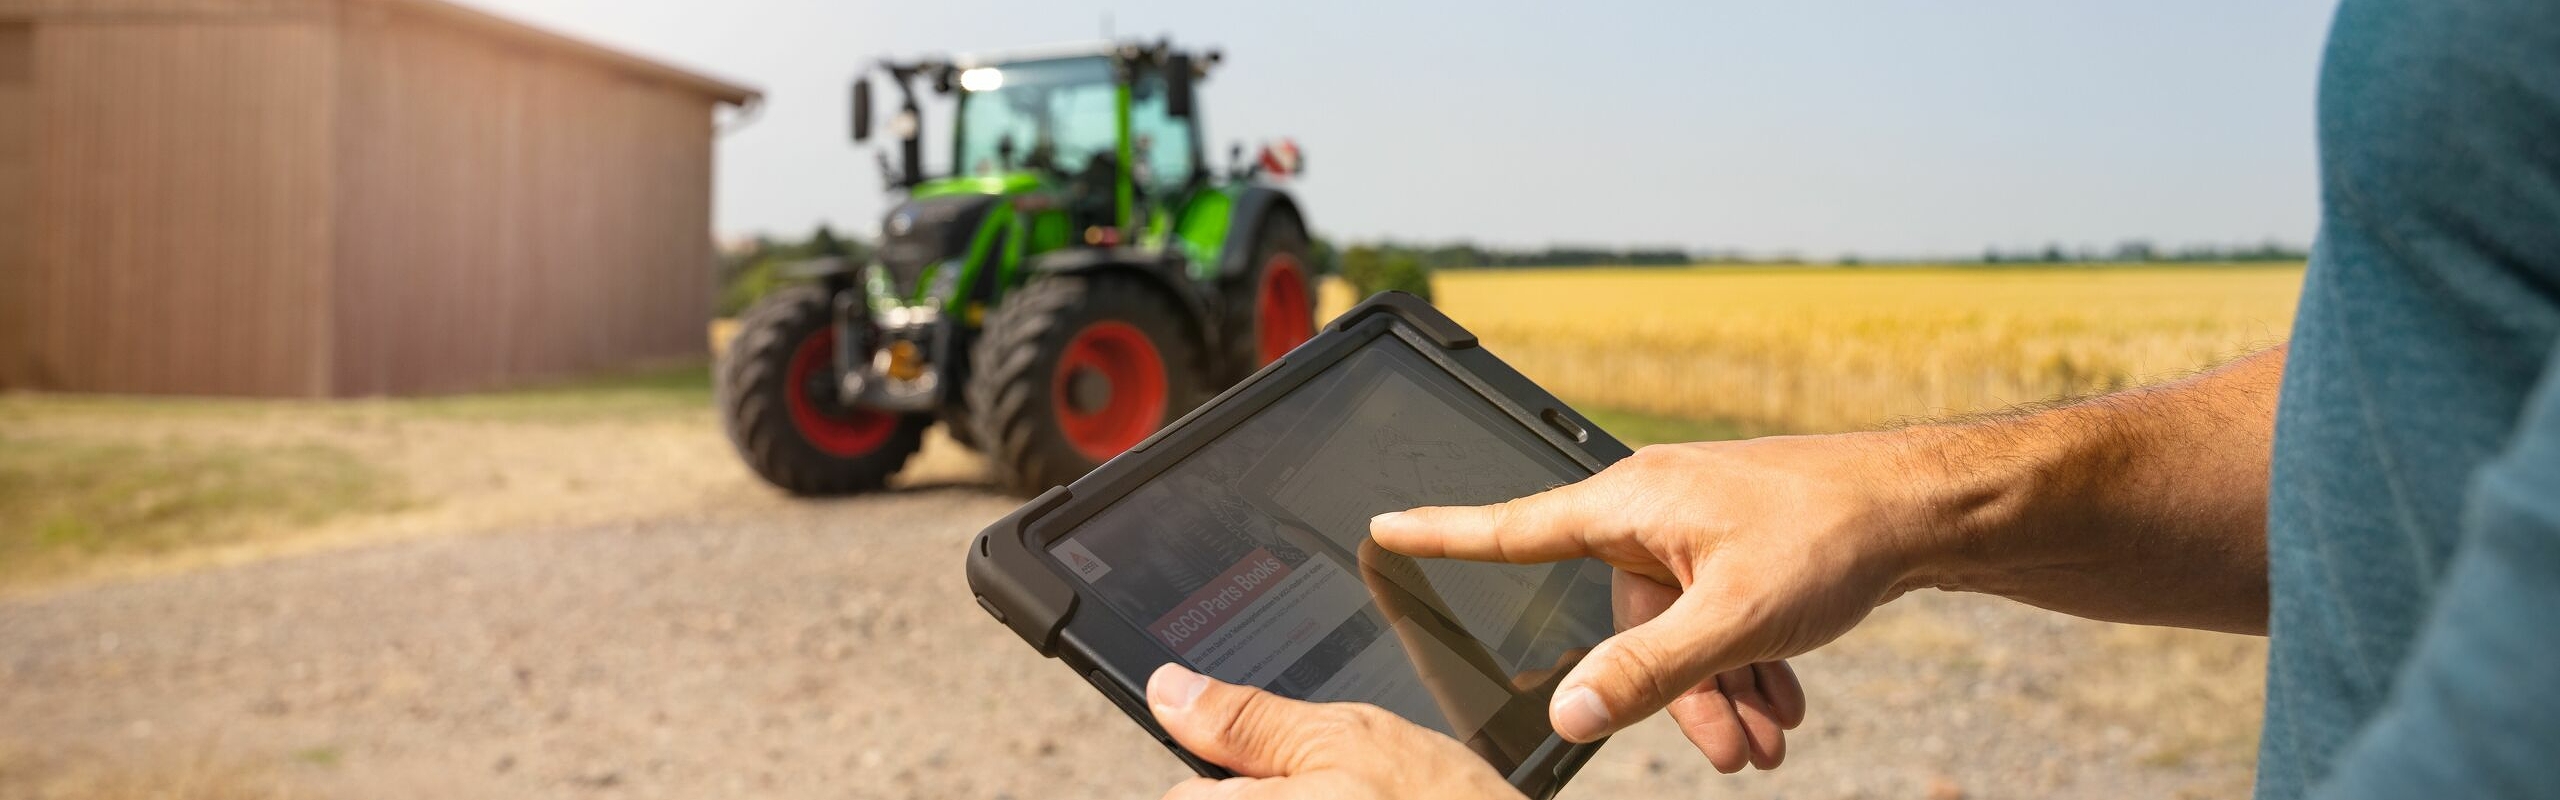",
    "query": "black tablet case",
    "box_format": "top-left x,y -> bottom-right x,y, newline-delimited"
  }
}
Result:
965,292 -> 1634,799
